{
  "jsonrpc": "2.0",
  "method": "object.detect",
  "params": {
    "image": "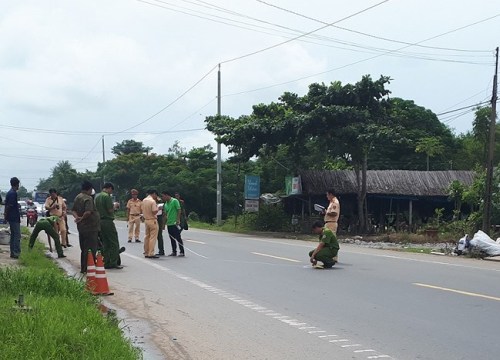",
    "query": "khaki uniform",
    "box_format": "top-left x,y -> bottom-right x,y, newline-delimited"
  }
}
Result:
44,195 -> 68,246
126,198 -> 142,241
141,196 -> 158,257
324,197 -> 340,234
